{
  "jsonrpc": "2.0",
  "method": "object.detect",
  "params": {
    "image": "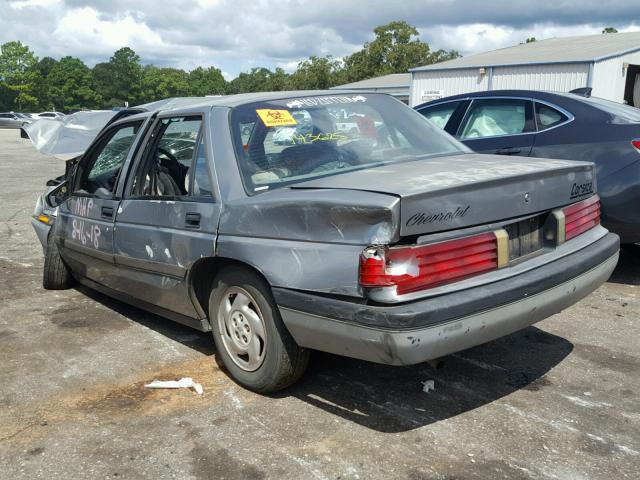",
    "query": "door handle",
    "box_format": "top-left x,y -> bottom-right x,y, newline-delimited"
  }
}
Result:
496,147 -> 522,155
101,206 -> 114,218
185,212 -> 201,228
